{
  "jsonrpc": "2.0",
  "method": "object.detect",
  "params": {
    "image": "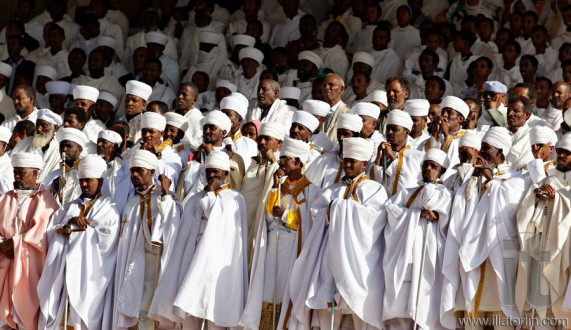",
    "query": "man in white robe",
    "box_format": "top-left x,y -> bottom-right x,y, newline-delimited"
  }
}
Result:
318,22 -> 350,78
72,85 -> 107,144
220,94 -> 258,170
148,151 -> 247,329
2,85 -> 38,131
405,100 -> 431,151
112,150 -> 182,329
526,126 -> 558,185
383,149 -> 453,329
145,31 -> 180,91
96,129 -> 124,197
182,31 -> 230,90
287,137 -> 387,329
234,47 -> 266,104
288,110 -> 321,167
268,1 -> 303,48
506,96 -> 535,172
174,82 -> 204,151
118,80 -> 152,145
241,138 -> 321,329
370,26 -> 403,85
516,132 -> 571,327
248,79 -> 293,129
0,63 -> 16,121
0,127 -> 13,187
71,49 -> 124,101
38,155 -> 119,329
